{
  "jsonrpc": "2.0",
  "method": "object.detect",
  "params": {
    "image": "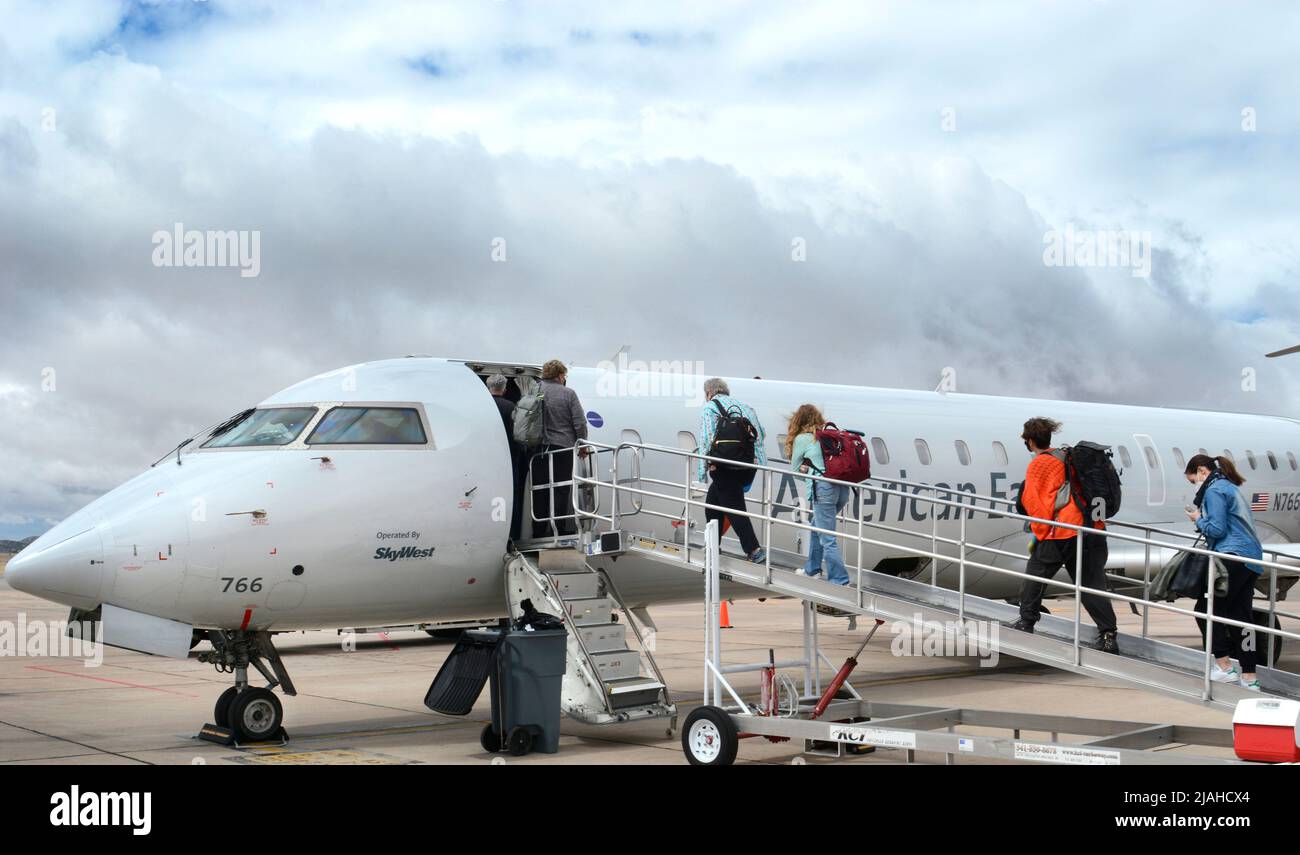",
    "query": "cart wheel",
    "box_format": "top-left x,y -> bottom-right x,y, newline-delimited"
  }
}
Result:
480,724 -> 501,753
506,726 -> 534,757
682,706 -> 738,766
